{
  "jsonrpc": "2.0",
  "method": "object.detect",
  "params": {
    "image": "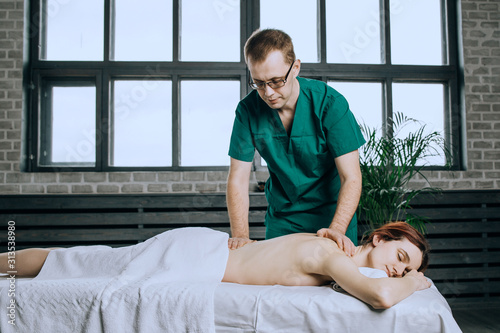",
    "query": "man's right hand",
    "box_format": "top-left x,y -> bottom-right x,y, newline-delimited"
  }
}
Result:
228,237 -> 255,250
317,227 -> 356,257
